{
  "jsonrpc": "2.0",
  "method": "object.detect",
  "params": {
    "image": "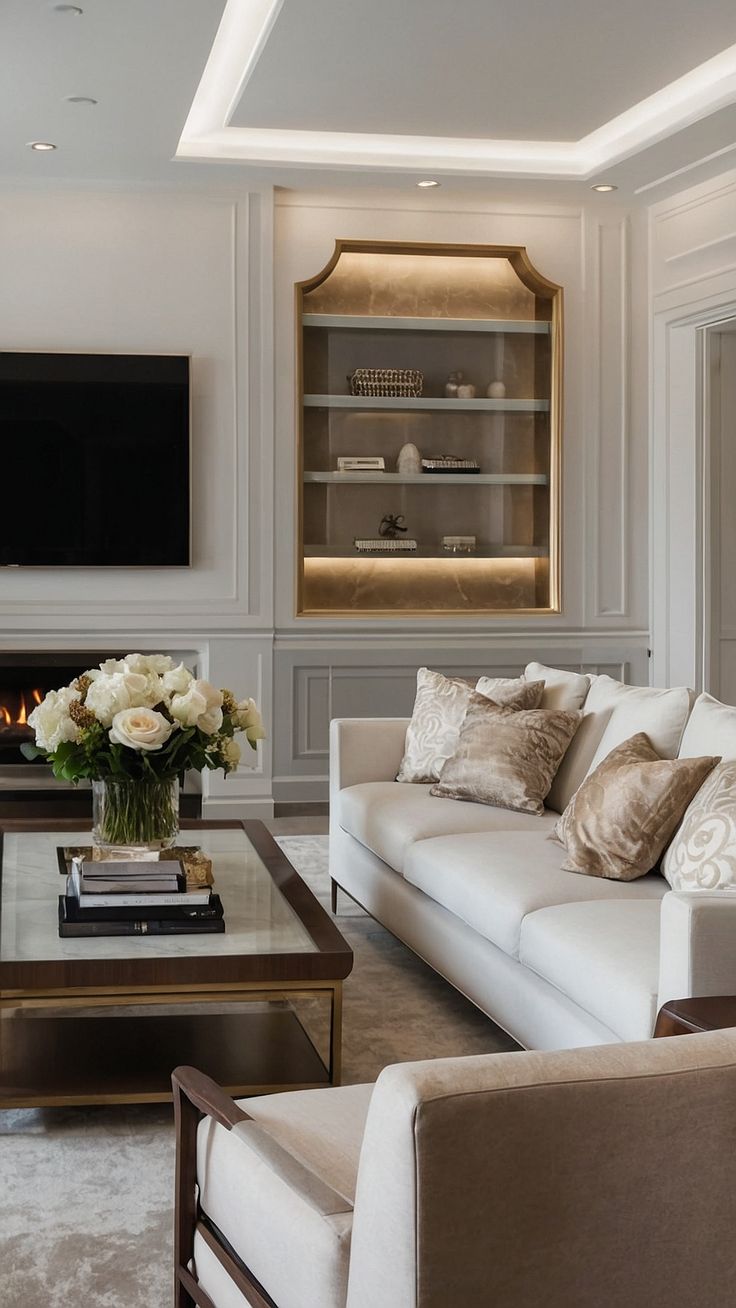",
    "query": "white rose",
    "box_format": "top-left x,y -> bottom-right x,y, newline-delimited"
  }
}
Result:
161,662 -> 194,700
109,707 -> 174,752
170,679 -> 223,735
233,698 -> 266,746
84,671 -> 149,727
221,737 -> 241,771
89,658 -> 127,679
28,686 -> 81,753
125,653 -> 175,676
